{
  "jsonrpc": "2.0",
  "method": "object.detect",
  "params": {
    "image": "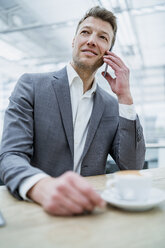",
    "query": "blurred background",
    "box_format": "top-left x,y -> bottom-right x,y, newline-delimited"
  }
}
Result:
0,0 -> 165,169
